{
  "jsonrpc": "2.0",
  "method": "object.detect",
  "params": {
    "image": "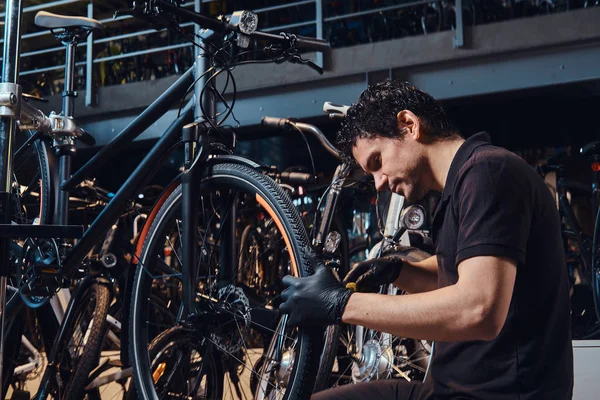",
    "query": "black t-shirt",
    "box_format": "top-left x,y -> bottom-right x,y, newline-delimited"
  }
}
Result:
430,132 -> 574,400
